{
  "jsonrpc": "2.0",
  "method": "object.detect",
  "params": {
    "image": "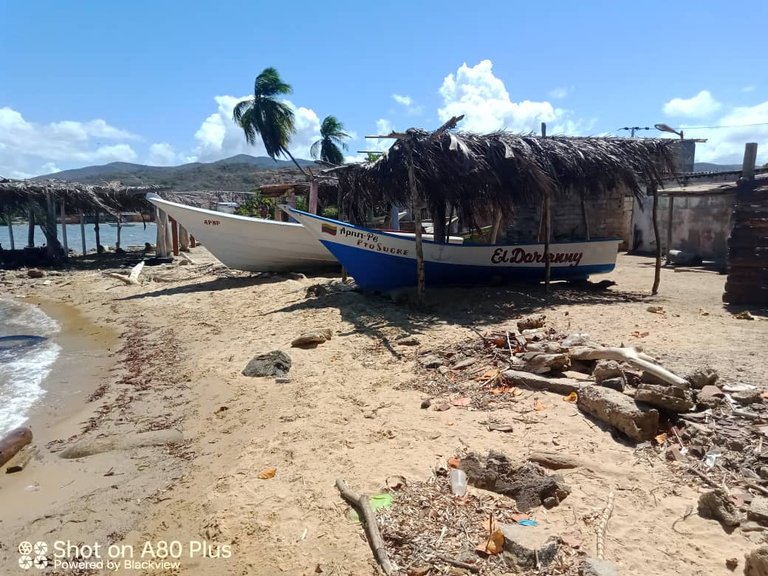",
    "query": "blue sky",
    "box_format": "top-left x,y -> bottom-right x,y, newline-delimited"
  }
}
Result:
1,0 -> 767,177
